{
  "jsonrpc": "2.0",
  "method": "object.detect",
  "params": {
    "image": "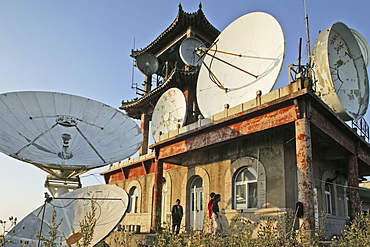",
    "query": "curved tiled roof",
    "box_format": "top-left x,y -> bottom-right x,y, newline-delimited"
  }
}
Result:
123,4 -> 219,119
132,4 -> 220,57
121,68 -> 198,119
